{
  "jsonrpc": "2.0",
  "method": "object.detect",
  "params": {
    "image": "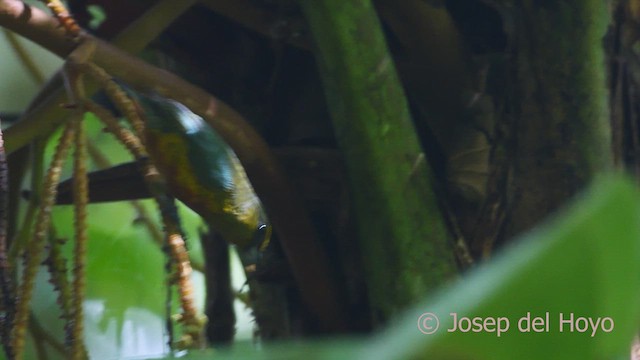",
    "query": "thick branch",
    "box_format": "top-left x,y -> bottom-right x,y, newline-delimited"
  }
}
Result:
0,0 -> 74,54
